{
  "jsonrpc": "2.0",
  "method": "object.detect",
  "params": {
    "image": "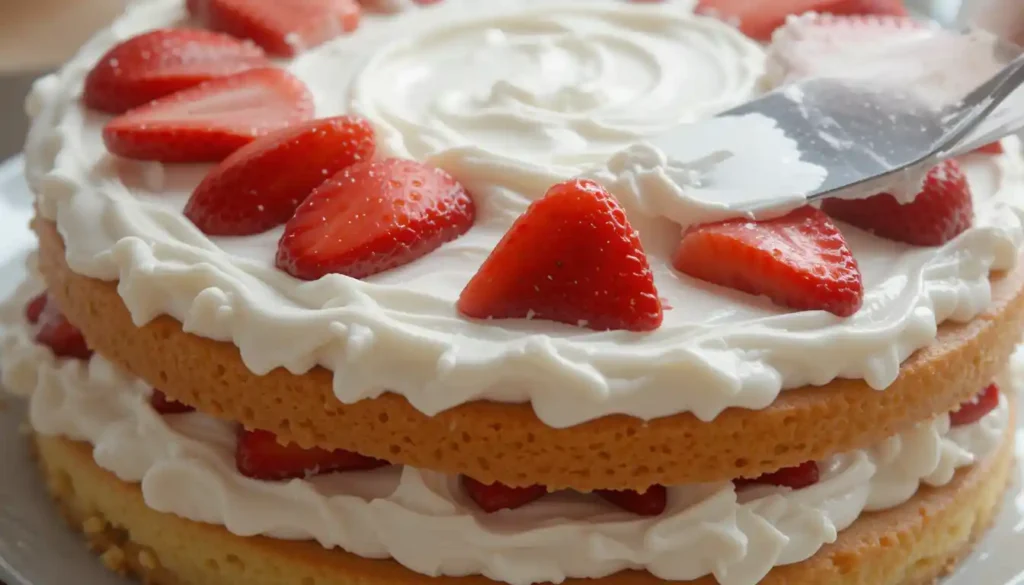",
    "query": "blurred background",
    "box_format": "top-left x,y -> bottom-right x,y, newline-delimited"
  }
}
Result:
0,0 -> 125,159
0,0 -> 1015,161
